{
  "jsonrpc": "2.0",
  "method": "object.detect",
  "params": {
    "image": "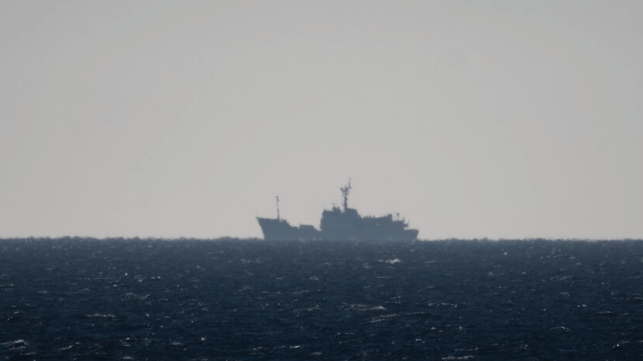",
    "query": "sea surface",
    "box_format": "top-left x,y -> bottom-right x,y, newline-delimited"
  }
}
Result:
1,238 -> 643,360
